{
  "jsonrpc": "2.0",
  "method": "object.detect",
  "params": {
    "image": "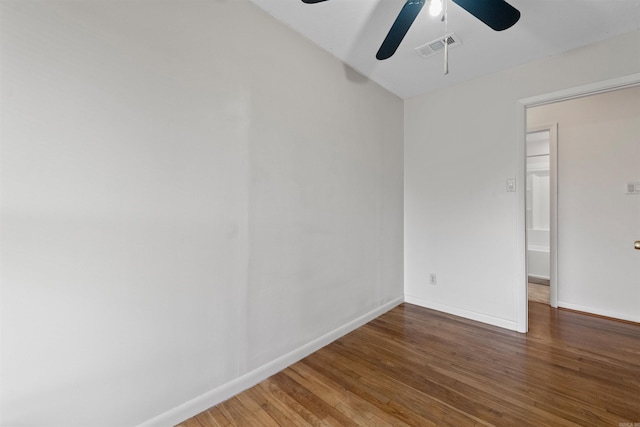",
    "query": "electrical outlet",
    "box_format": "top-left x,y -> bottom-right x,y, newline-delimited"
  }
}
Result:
429,273 -> 437,286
